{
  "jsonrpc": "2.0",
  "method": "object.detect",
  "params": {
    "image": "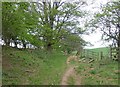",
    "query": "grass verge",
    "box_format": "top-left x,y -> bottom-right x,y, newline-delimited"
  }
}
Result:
76,58 -> 119,85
